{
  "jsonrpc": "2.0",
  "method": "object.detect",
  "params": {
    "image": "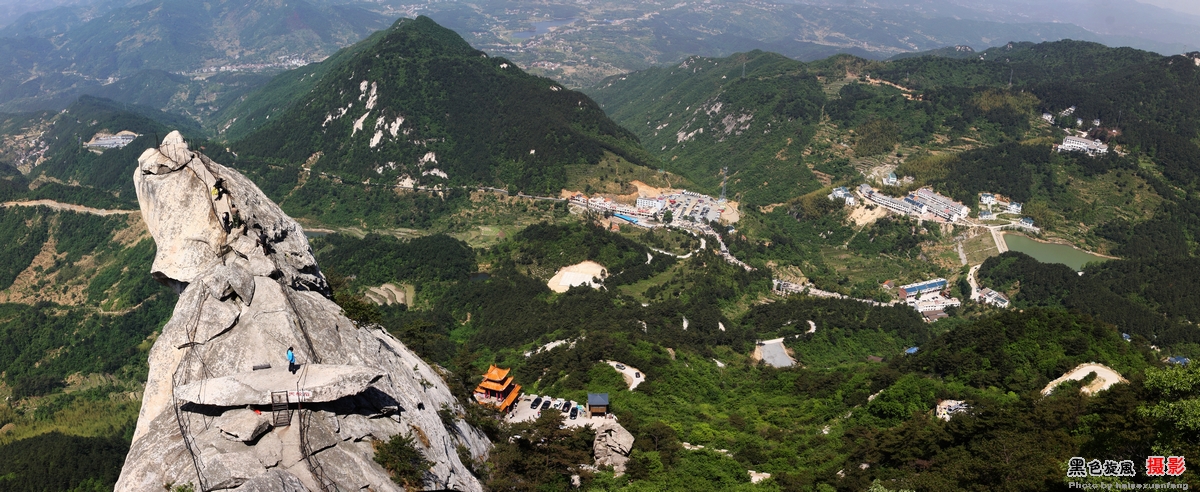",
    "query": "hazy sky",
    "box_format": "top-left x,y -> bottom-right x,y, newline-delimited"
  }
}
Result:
1119,0 -> 1200,16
